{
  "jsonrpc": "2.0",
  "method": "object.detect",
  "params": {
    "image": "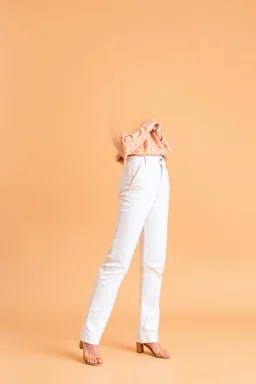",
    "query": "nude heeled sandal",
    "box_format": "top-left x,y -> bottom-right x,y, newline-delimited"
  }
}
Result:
136,342 -> 171,359
79,340 -> 103,366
